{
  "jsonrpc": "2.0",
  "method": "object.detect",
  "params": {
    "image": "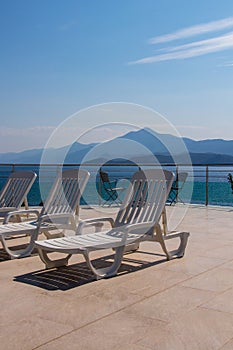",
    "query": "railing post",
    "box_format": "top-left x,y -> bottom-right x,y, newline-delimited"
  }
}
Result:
205,165 -> 209,206
98,176 -> 102,206
175,165 -> 179,203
